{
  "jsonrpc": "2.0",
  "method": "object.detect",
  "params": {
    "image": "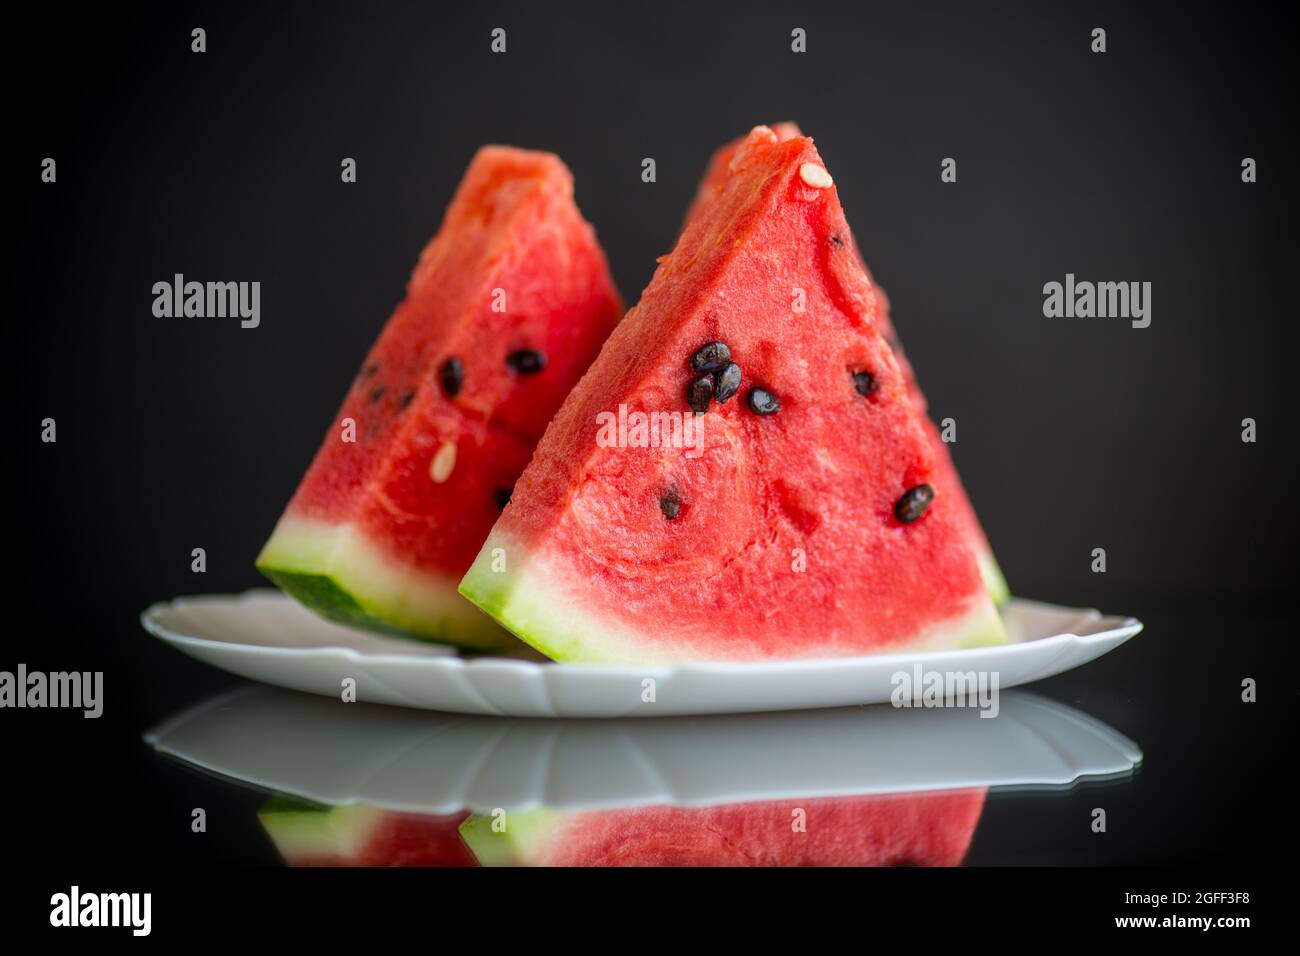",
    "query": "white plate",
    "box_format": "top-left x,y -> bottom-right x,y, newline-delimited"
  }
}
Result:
145,686 -> 1142,813
141,589 -> 1142,717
